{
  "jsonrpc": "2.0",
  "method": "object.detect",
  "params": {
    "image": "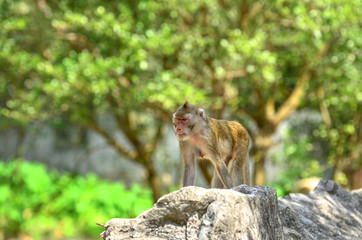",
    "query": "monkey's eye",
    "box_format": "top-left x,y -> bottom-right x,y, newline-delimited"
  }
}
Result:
181,118 -> 187,121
